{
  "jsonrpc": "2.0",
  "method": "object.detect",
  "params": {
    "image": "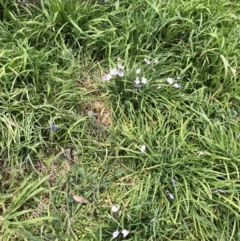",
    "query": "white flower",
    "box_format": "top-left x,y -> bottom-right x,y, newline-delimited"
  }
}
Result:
166,77 -> 174,84
141,77 -> 147,84
166,190 -> 174,199
111,205 -> 119,213
117,70 -> 124,77
117,62 -> 124,70
144,57 -> 151,65
173,83 -> 181,88
112,230 -> 120,238
110,68 -> 124,77
169,193 -> 174,200
157,85 -> 161,89
110,68 -> 118,75
122,229 -> 130,237
140,145 -> 146,152
153,59 -> 158,64
103,74 -> 112,81
136,68 -> 141,74
134,77 -> 140,85
171,178 -> 176,185
177,76 -> 181,80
